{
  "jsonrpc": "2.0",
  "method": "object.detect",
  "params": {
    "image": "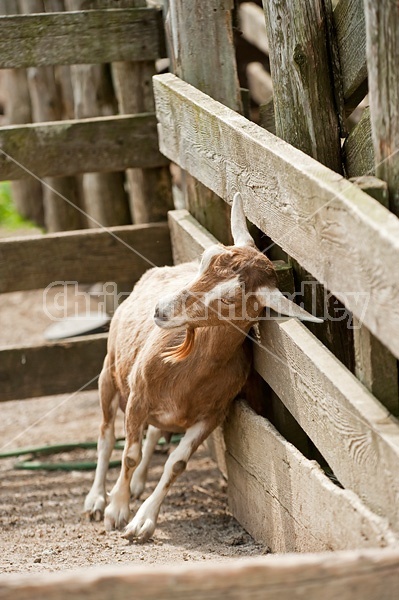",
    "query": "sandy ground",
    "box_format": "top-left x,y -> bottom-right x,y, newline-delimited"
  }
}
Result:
0,260 -> 267,574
